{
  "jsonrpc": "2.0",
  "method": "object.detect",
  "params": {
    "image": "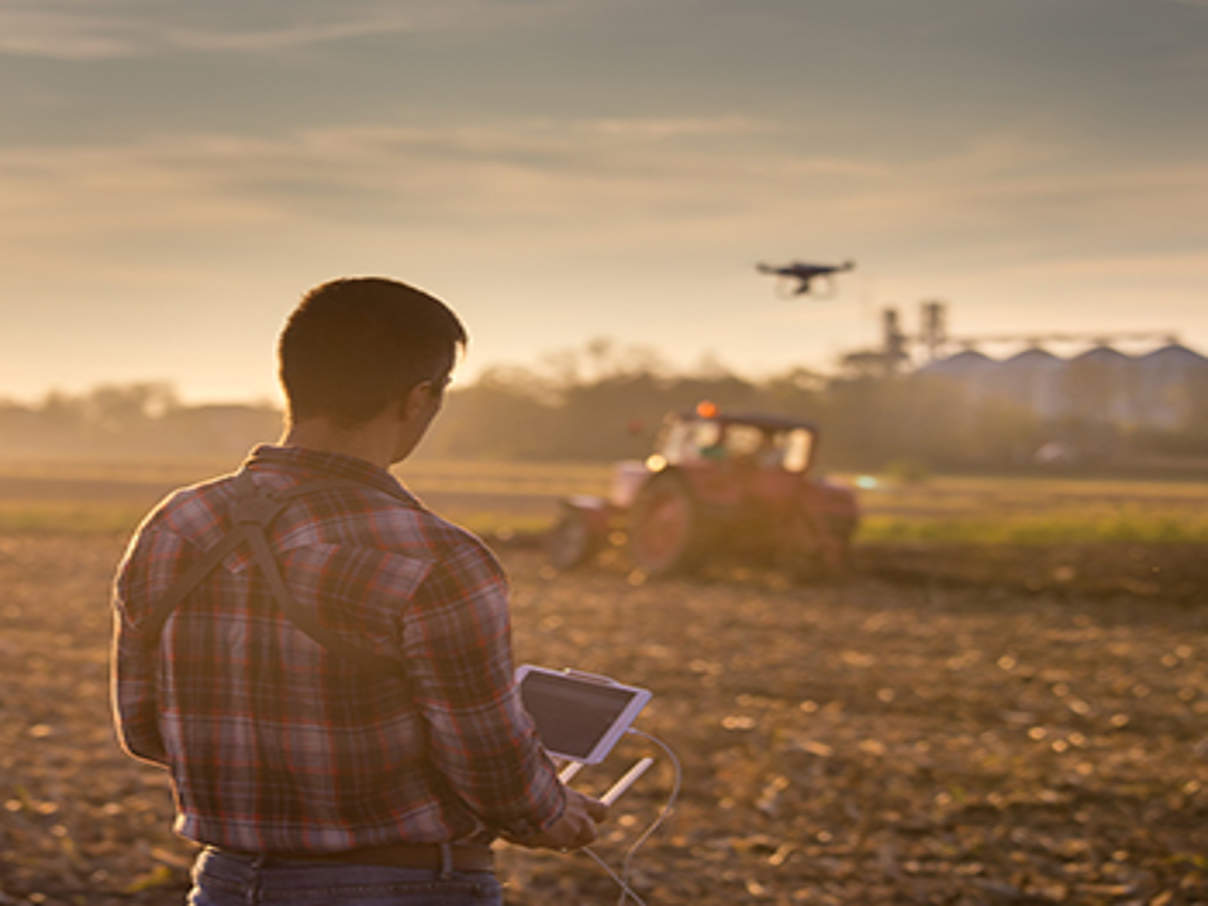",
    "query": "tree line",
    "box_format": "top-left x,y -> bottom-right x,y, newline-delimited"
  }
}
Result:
3,342 -> 1206,474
